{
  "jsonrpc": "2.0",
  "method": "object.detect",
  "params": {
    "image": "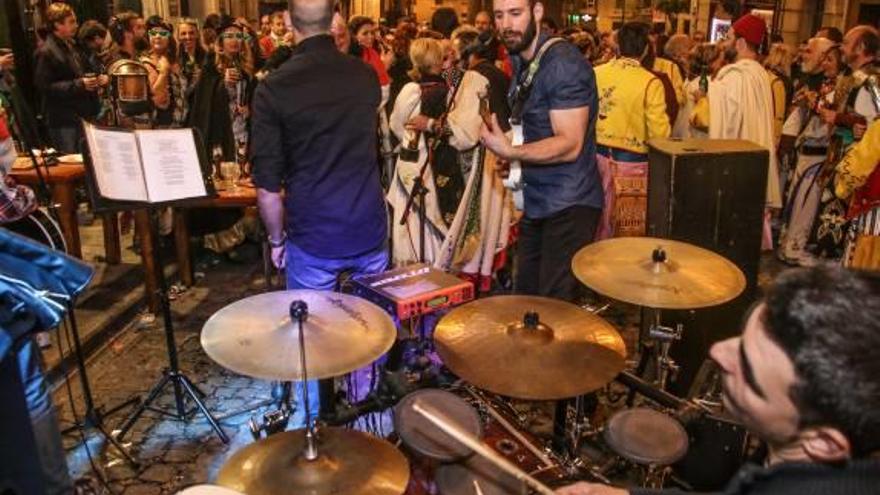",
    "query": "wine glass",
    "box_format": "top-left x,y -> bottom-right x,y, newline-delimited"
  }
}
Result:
221,161 -> 241,192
